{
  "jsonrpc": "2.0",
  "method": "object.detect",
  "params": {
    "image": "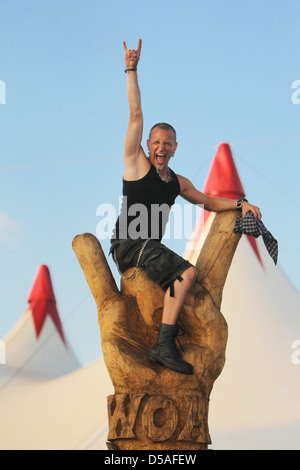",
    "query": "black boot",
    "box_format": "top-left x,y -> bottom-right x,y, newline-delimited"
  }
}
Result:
147,323 -> 194,375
